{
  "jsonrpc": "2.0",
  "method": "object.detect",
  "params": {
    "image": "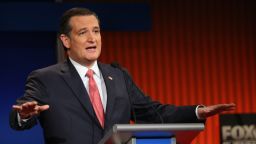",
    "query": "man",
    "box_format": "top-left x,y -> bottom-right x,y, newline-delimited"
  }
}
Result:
10,8 -> 235,144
